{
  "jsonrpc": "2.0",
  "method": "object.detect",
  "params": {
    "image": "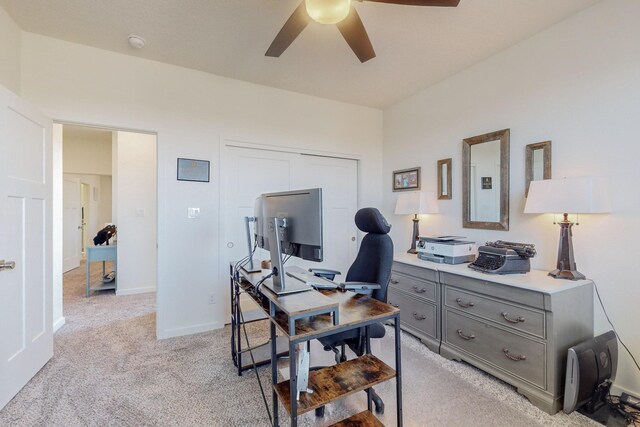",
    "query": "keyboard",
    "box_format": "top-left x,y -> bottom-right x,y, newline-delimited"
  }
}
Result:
285,266 -> 338,290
